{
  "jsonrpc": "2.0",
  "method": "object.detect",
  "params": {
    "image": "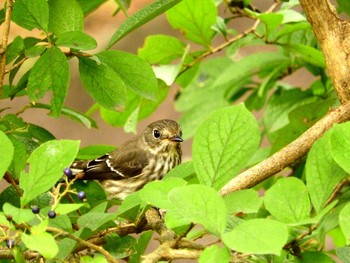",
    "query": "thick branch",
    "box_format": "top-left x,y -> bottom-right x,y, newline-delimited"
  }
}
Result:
220,102 -> 350,195
0,0 -> 13,97
299,0 -> 350,103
